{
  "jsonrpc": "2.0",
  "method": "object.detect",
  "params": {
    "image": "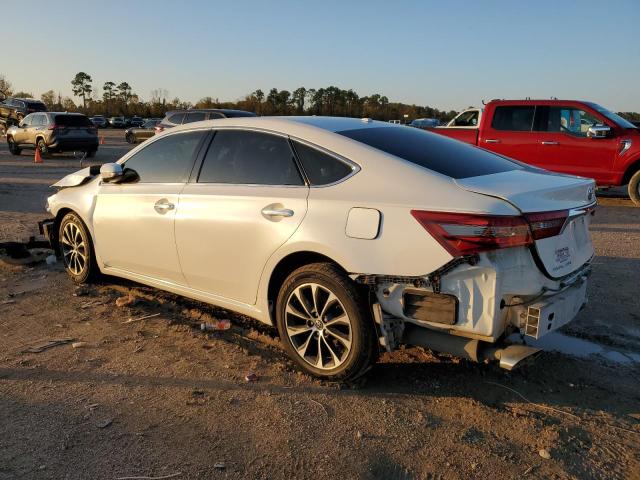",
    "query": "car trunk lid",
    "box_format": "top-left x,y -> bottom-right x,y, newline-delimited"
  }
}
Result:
455,169 -> 595,278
